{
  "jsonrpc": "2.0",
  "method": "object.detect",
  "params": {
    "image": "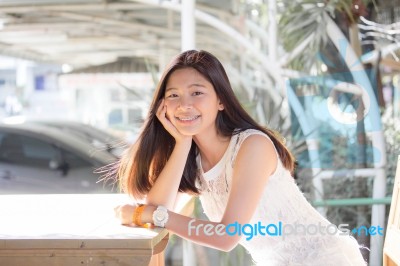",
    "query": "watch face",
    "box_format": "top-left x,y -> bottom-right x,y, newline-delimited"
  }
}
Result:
156,212 -> 164,221
153,206 -> 168,227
